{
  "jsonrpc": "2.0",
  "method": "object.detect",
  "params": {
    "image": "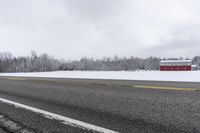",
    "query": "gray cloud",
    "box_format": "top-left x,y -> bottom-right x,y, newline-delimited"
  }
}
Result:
0,0 -> 200,59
